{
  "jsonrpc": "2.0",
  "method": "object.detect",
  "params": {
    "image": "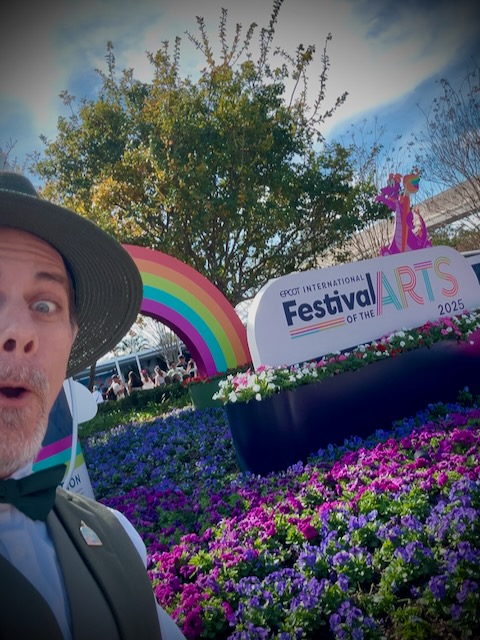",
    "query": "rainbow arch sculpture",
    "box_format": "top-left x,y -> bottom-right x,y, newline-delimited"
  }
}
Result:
123,245 -> 251,377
